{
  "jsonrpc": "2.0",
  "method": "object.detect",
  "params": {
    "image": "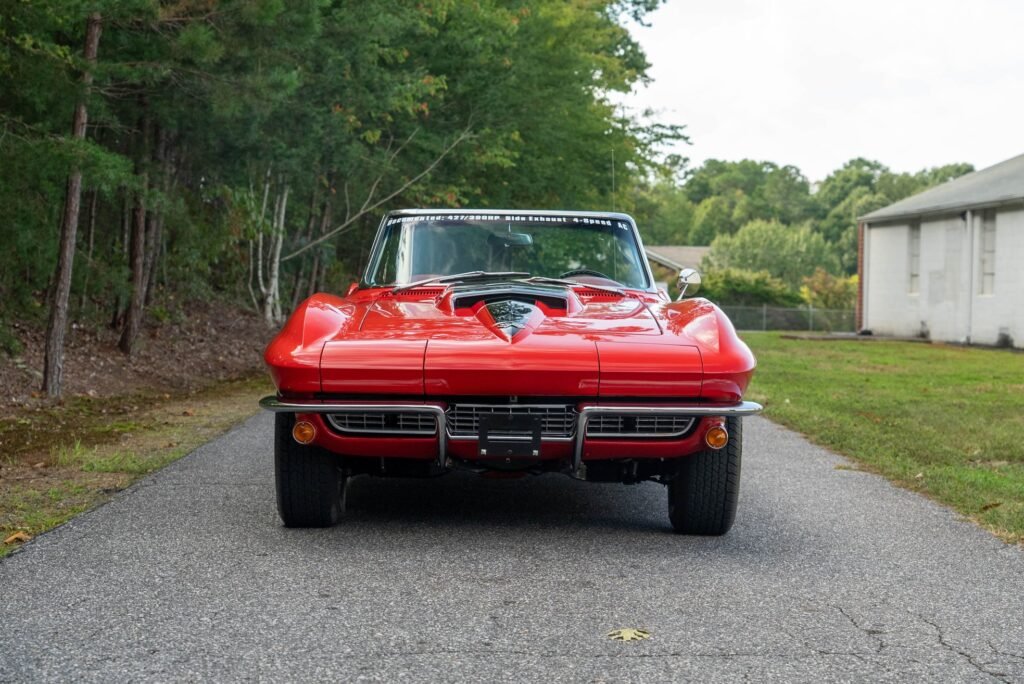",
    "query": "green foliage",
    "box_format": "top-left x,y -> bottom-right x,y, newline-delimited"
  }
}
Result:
631,167 -> 695,244
814,158 -> 975,270
0,0 -> 676,328
632,156 -> 974,278
0,321 -> 23,356
705,219 -> 840,289
0,0 -> 974,334
699,268 -> 802,307
800,268 -> 858,310
680,160 -> 814,241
